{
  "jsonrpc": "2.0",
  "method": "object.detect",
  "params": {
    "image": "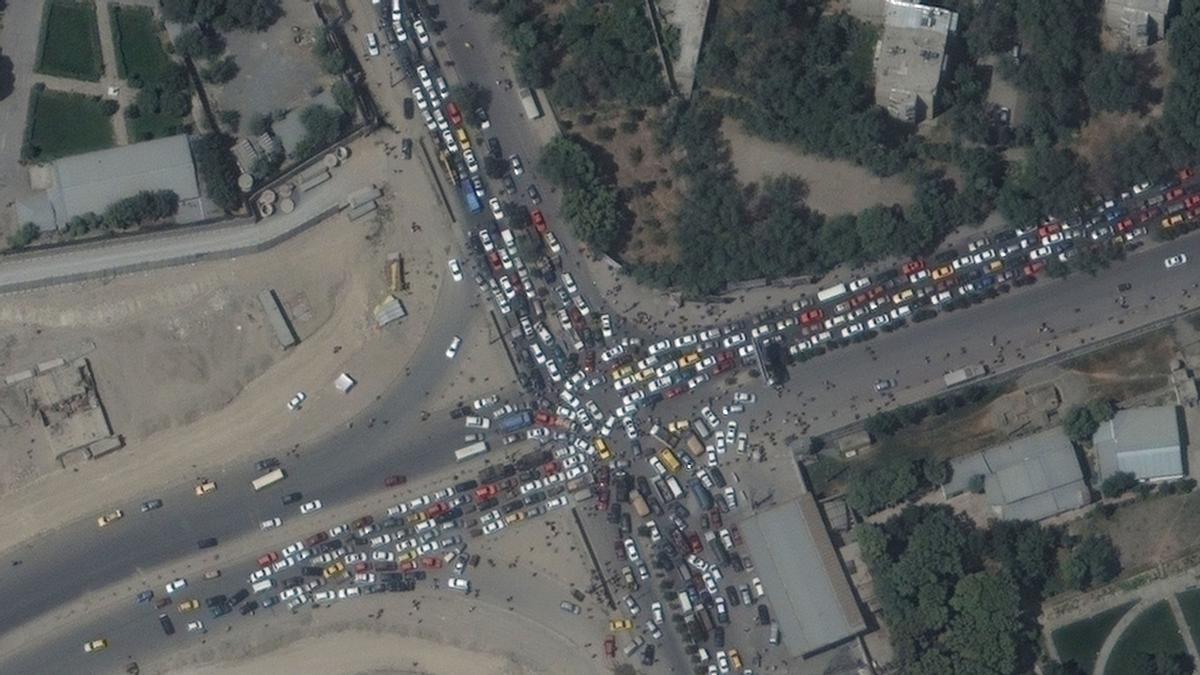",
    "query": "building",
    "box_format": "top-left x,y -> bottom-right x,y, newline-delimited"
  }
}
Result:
740,493 -> 868,657
1104,0 -> 1171,49
1093,406 -> 1185,482
943,427 -> 1091,521
16,134 -> 205,232
873,0 -> 958,123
